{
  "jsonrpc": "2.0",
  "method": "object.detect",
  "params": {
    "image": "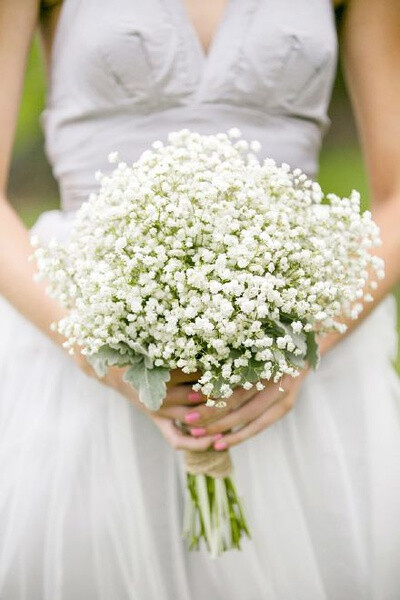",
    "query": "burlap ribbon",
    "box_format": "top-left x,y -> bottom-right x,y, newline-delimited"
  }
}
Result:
184,448 -> 232,479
